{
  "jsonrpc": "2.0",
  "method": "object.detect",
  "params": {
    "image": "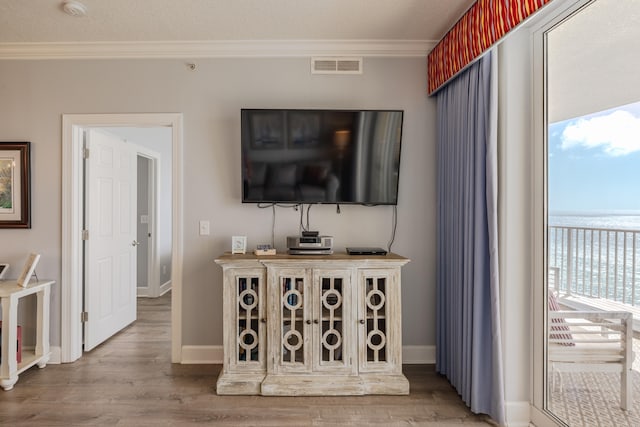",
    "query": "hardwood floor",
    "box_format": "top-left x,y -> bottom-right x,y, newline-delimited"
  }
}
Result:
0,293 -> 494,426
